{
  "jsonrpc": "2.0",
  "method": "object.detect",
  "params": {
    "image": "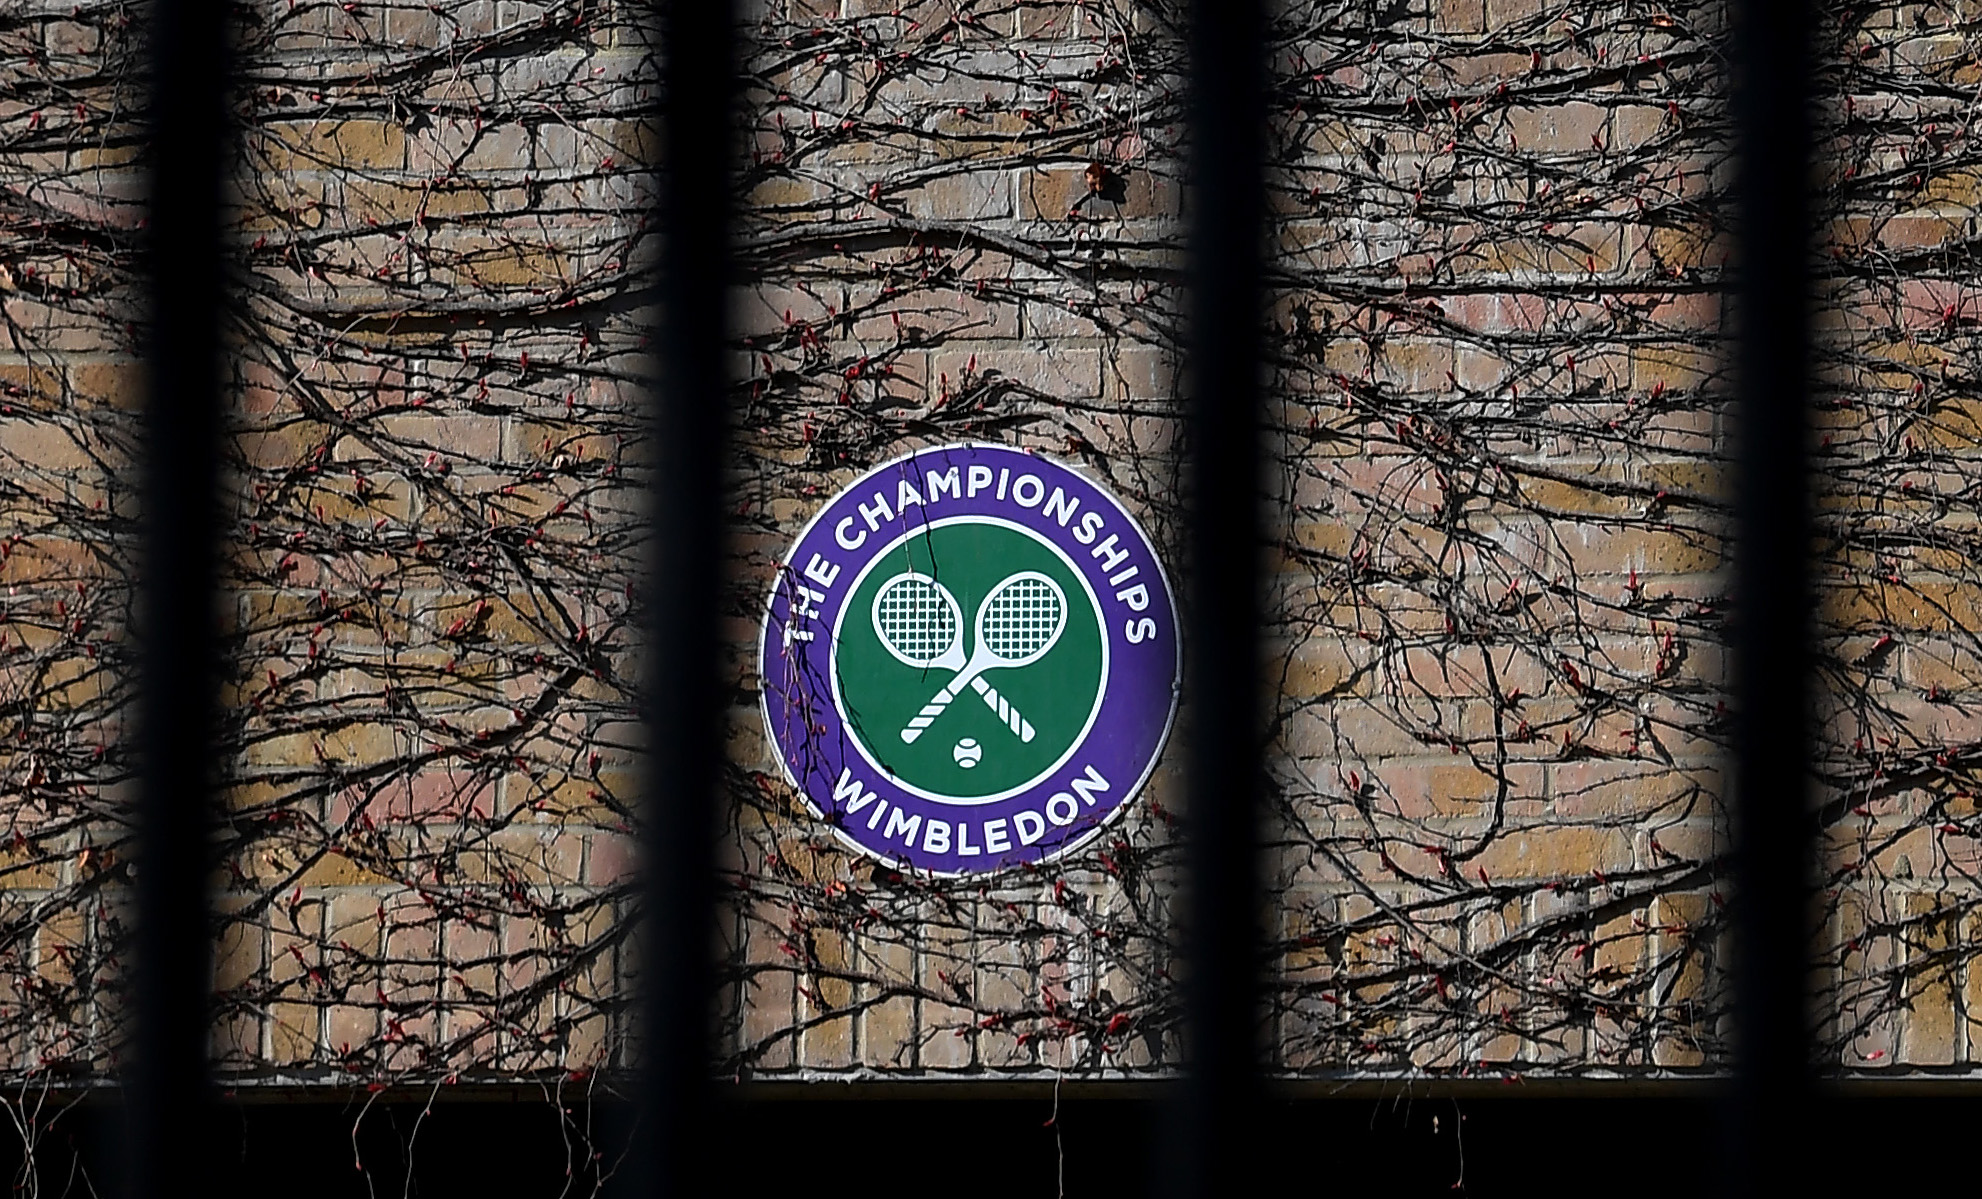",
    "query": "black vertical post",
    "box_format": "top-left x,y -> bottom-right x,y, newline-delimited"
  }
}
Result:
133,0 -> 226,1193
646,0 -> 732,1195
1727,0 -> 1814,1192
1174,0 -> 1266,1195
